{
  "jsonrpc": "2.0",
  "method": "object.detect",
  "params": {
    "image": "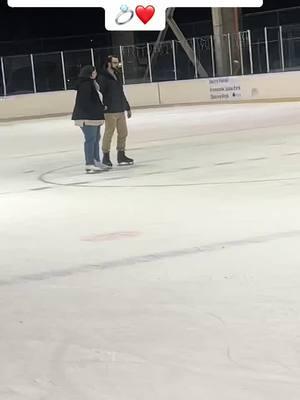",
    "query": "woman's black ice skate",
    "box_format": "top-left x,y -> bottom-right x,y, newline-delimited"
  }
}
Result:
117,151 -> 134,166
102,152 -> 113,168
